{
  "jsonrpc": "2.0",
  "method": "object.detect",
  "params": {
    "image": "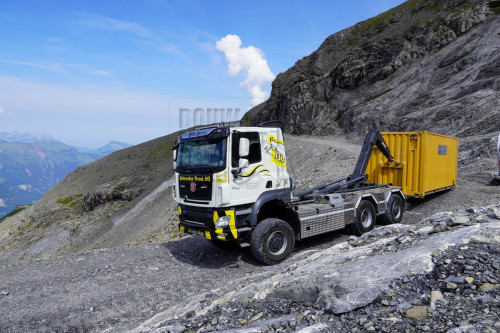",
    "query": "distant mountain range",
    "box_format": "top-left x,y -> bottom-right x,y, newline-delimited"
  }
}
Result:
0,132 -> 130,218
